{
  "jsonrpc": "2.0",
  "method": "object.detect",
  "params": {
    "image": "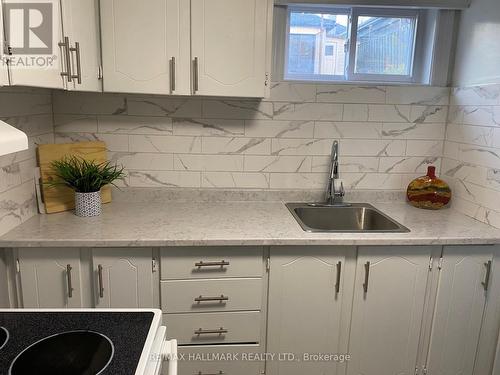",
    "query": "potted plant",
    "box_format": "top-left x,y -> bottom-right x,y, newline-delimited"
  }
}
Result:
49,156 -> 125,217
